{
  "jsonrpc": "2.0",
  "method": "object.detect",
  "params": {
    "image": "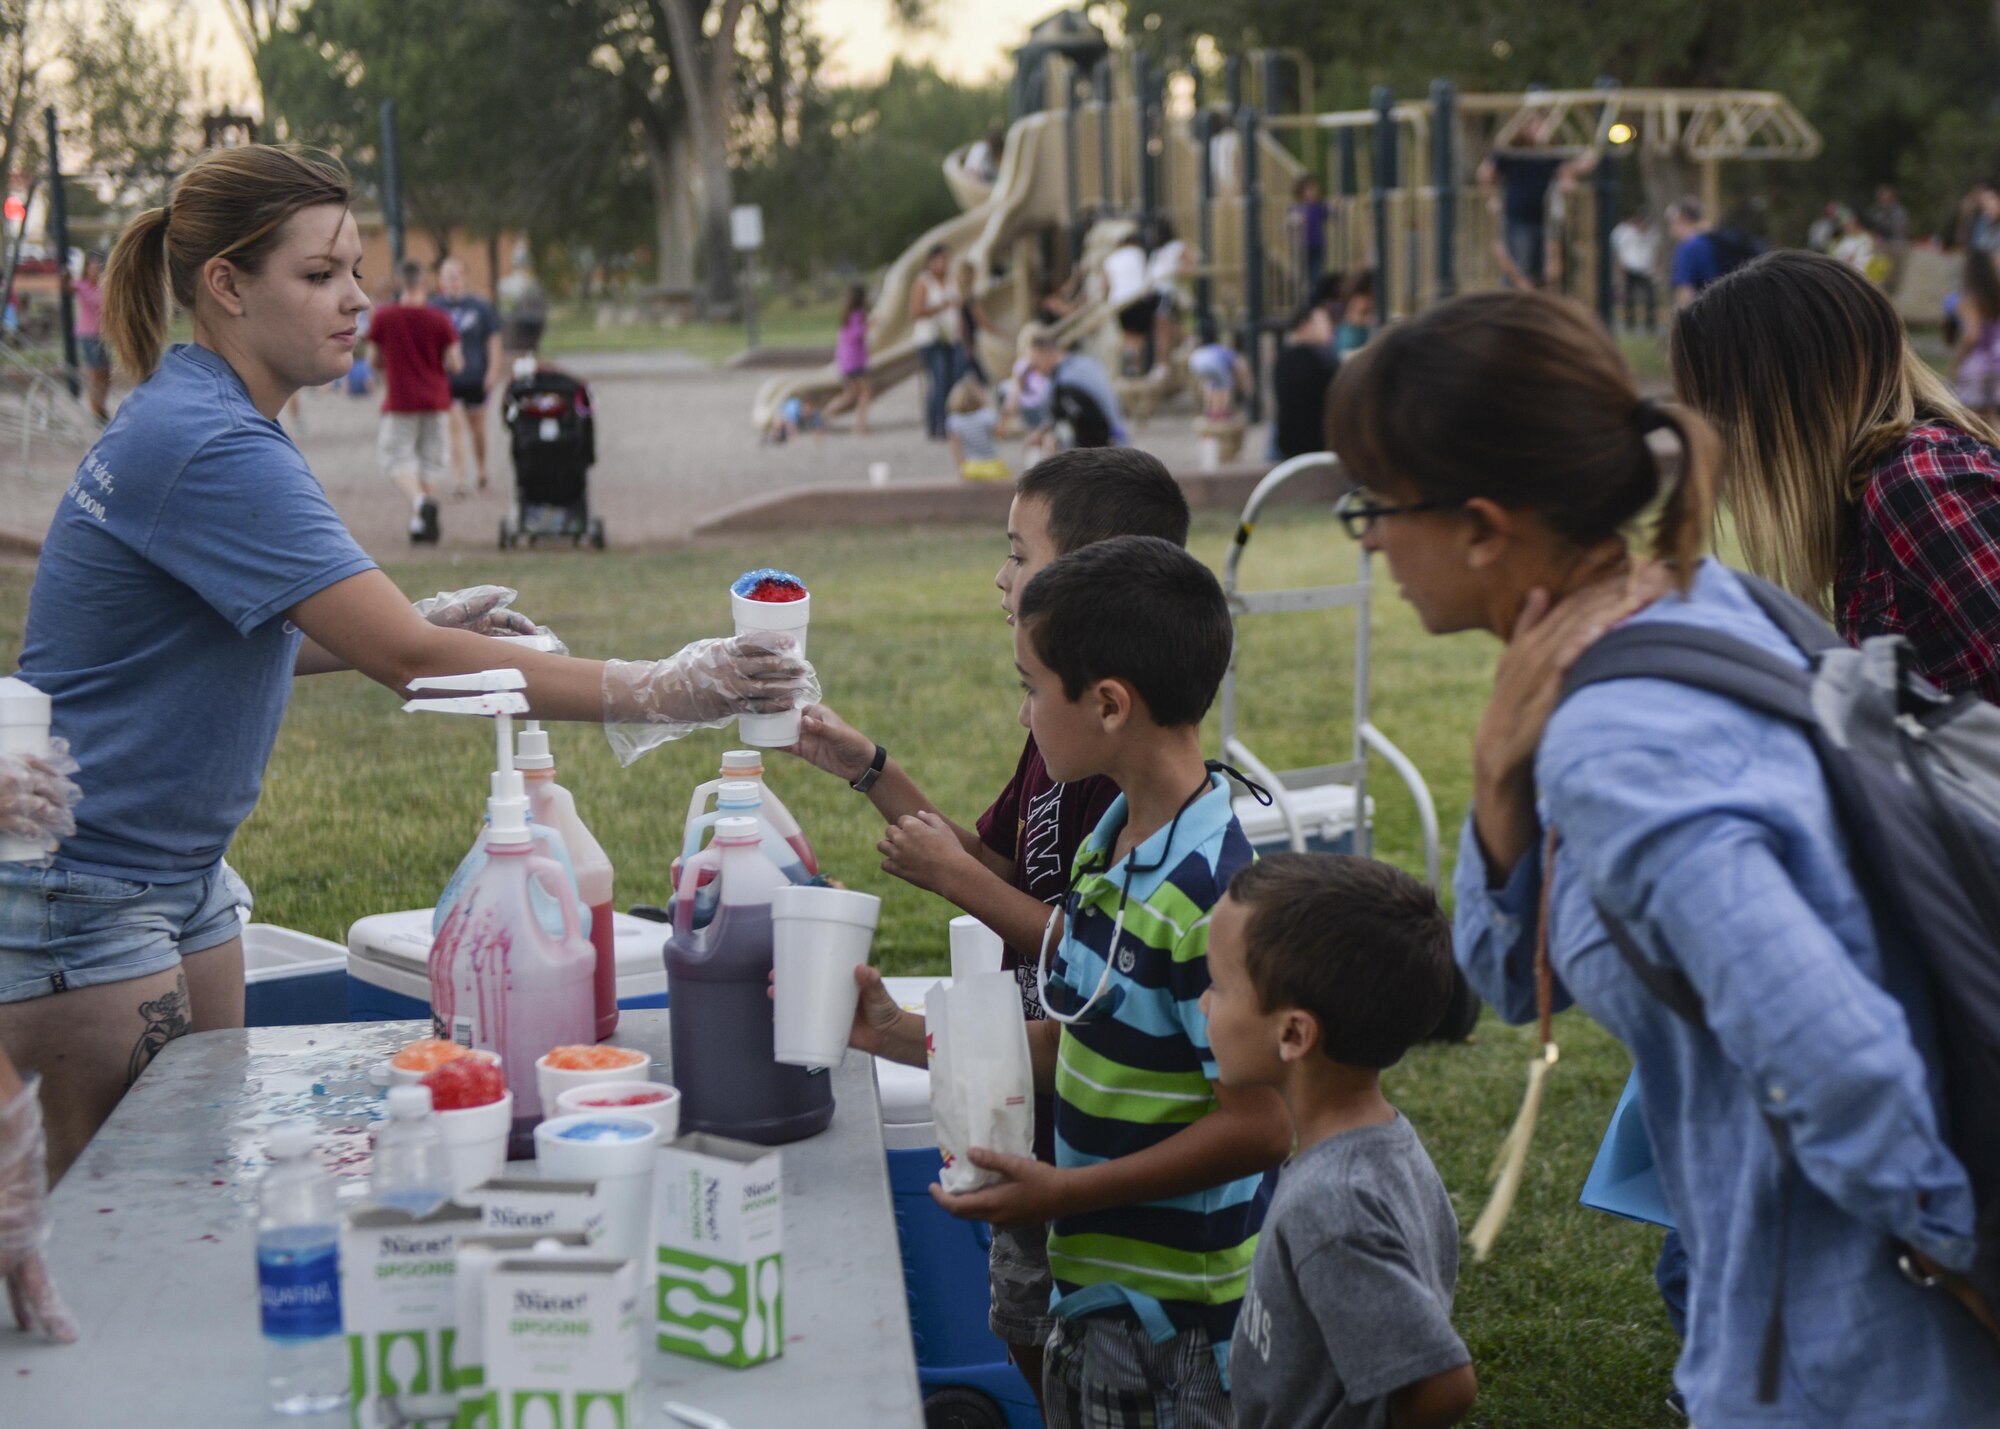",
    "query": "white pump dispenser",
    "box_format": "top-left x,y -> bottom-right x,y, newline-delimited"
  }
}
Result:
403,670 -> 532,846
